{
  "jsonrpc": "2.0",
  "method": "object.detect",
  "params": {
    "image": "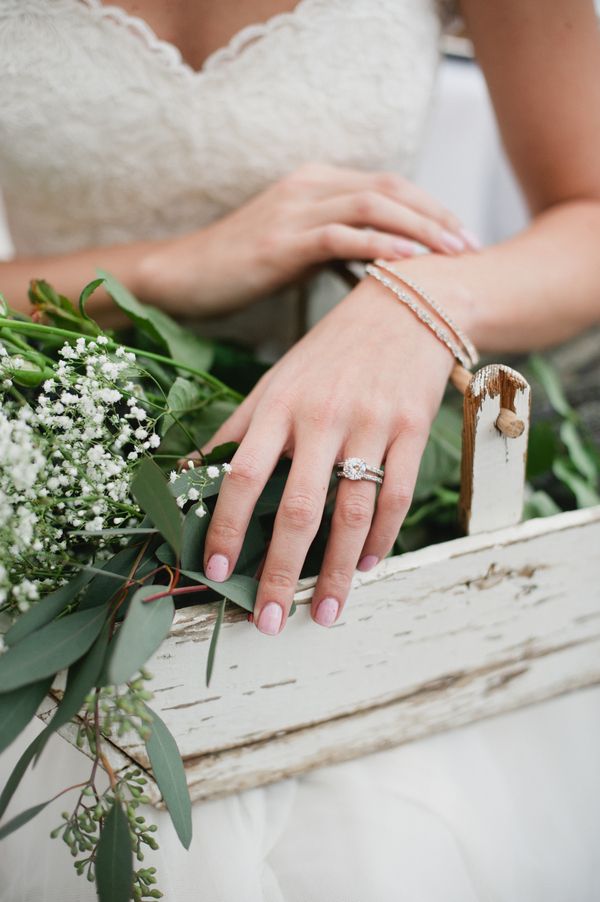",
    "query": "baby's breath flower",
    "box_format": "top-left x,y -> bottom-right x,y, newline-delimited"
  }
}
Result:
206,465 -> 220,479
